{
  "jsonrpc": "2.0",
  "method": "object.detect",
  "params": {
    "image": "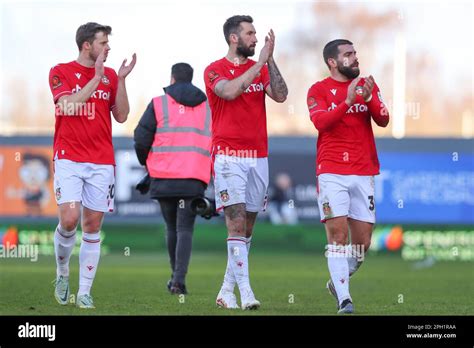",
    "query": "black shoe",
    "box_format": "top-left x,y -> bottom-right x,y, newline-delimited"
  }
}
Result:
170,282 -> 187,295
167,279 -> 172,293
337,299 -> 354,314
